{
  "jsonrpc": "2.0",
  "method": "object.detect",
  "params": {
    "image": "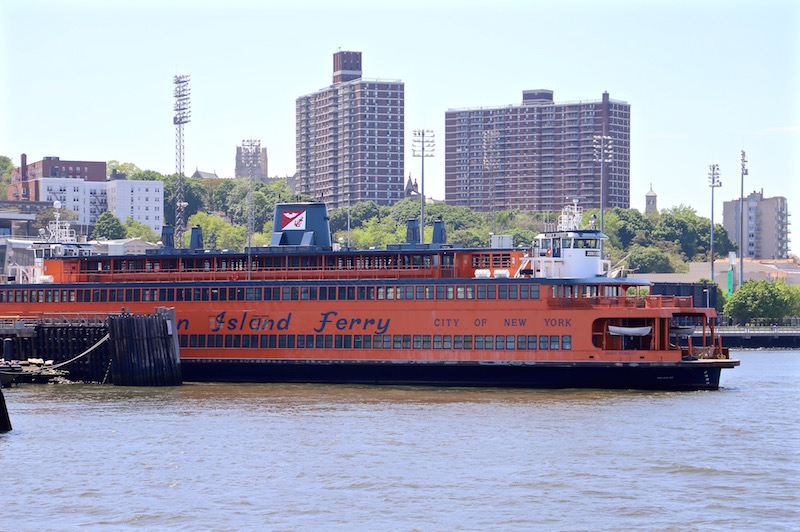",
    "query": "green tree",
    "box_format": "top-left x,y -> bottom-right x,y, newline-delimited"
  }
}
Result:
626,244 -> 673,273
124,217 -> 160,243
91,211 -> 126,240
106,160 -> 141,178
0,155 -> 14,197
724,279 -> 799,324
